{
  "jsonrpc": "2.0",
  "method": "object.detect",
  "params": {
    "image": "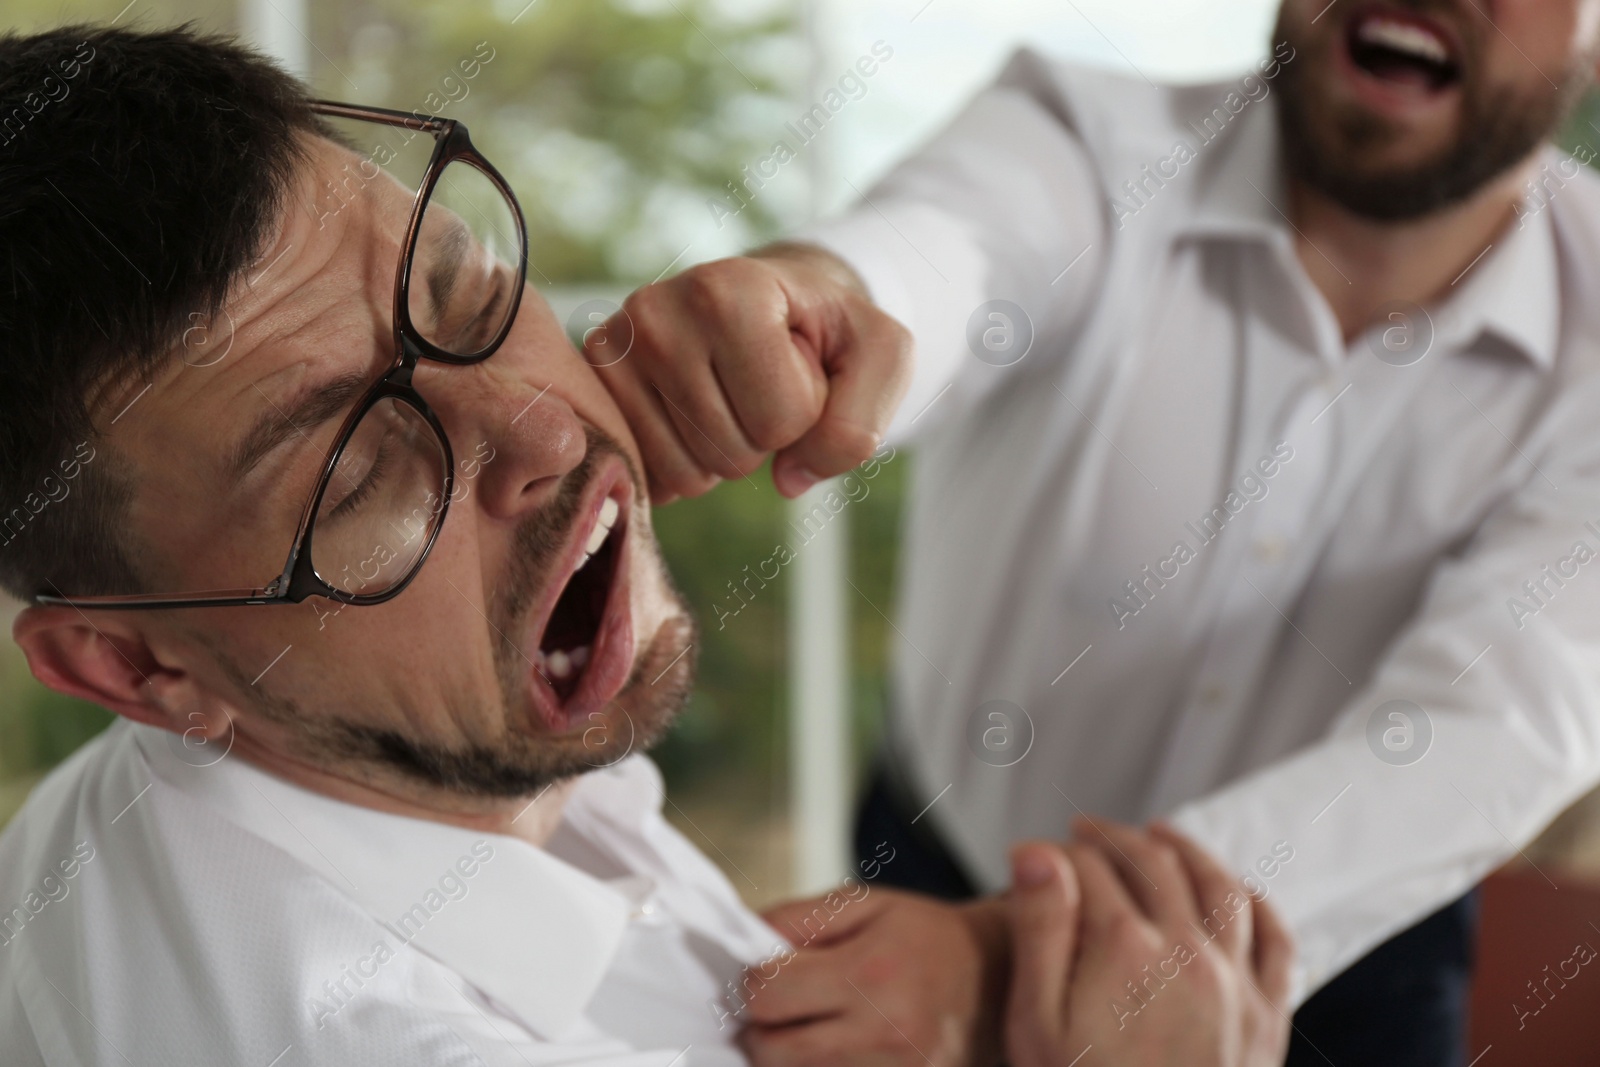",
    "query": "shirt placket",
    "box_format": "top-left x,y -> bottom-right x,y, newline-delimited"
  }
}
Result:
1147,369 -> 1340,813
1146,283 -> 1457,814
